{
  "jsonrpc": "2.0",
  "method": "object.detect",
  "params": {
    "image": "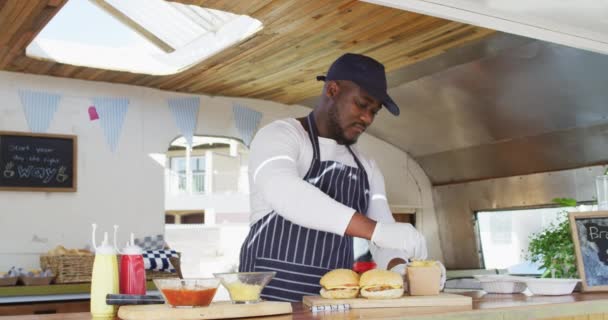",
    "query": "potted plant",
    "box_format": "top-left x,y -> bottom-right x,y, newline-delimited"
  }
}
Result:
524,198 -> 579,279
